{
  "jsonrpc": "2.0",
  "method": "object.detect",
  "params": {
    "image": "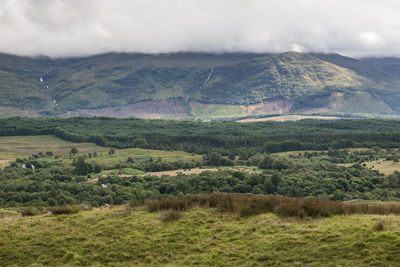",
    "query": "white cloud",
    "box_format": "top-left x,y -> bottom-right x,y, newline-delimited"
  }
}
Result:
1,0 -> 400,58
